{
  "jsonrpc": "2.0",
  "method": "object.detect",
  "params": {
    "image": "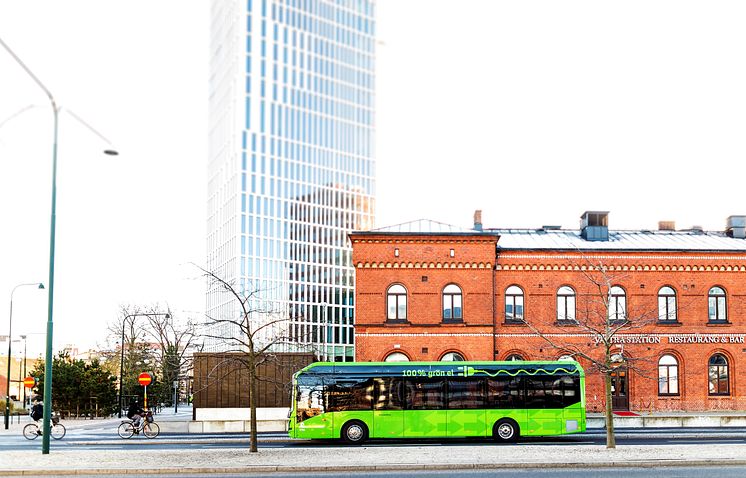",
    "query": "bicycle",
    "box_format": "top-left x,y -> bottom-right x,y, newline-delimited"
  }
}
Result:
23,414 -> 66,440
117,410 -> 160,439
